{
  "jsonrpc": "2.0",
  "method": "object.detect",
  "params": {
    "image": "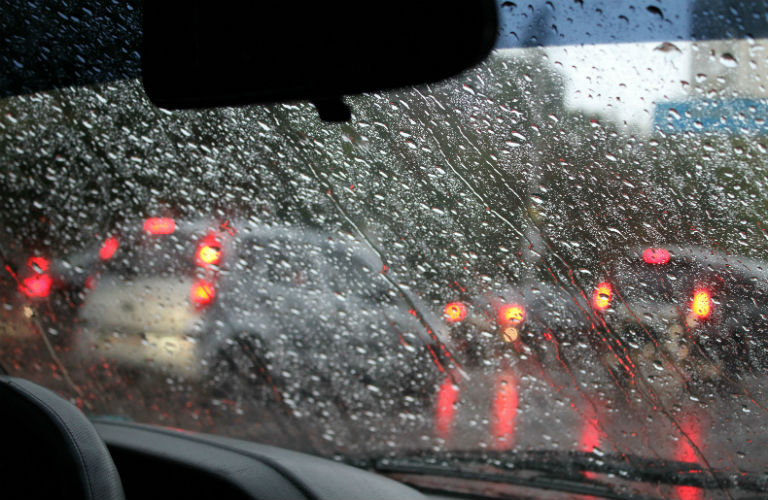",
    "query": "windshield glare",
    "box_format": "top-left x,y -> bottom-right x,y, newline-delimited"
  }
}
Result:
3,3 -> 768,499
